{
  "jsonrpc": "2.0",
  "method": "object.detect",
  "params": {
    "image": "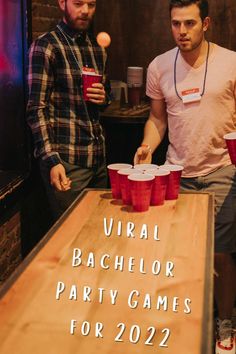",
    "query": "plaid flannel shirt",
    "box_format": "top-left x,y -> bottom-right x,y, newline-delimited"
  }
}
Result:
27,21 -> 110,169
